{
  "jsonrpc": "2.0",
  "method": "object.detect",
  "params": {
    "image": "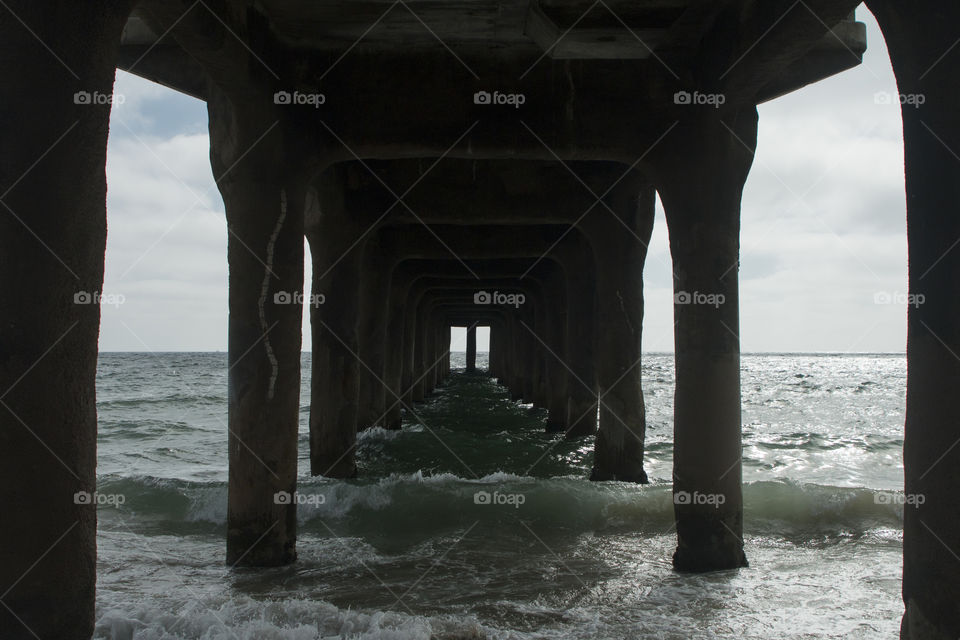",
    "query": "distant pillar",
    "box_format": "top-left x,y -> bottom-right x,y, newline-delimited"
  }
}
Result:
382,268 -> 411,430
466,324 -> 478,372
443,324 -> 452,379
307,169 -> 363,478
557,238 -> 599,437
520,304 -> 537,401
656,108 -> 757,572
0,2 -> 131,636
209,90 -> 302,566
542,268 -> 569,432
411,296 -> 428,401
866,3 -> 960,637
357,244 -> 389,429
583,178 -> 655,483
507,313 -> 524,401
